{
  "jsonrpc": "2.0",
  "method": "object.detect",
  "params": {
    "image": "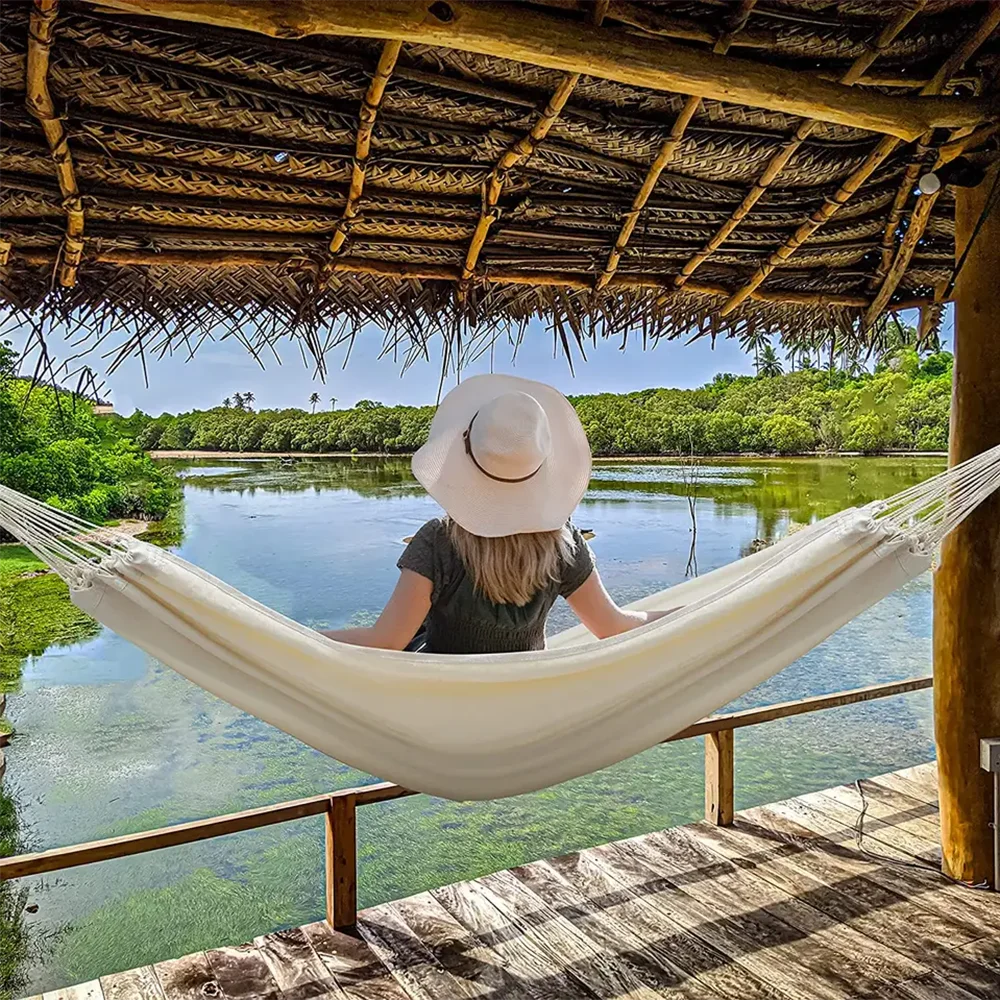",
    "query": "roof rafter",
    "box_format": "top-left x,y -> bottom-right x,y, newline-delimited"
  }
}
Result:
328,39 -> 403,256
594,0 -> 757,291
720,5 -> 1000,319
14,246 -> 873,309
25,0 -> 84,286
92,0 -> 995,141
672,2 -> 924,293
